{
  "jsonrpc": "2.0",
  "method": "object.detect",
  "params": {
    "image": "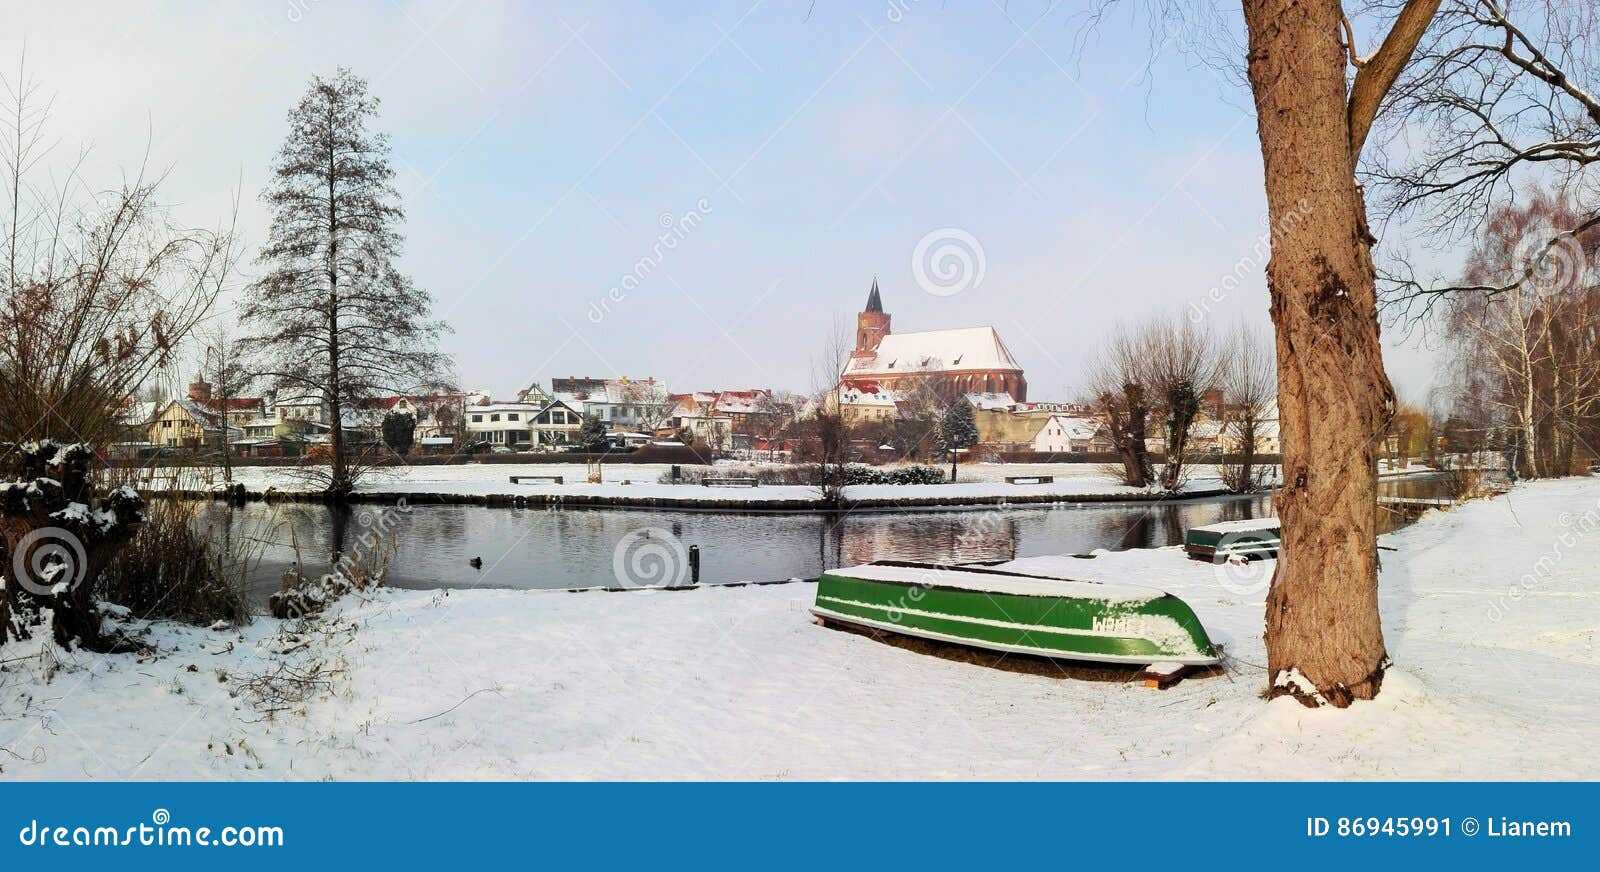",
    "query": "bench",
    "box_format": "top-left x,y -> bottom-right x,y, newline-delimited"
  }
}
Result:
509,475 -> 564,485
702,477 -> 759,487
1005,475 -> 1054,485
